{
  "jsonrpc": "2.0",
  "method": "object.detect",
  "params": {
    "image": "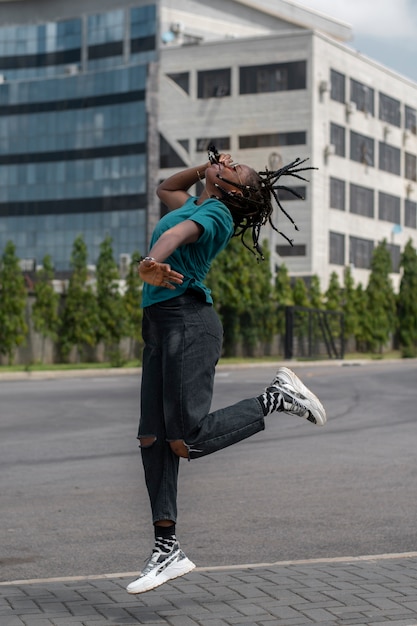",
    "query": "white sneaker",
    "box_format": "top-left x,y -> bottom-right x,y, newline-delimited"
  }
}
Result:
269,366 -> 327,426
126,542 -> 195,594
